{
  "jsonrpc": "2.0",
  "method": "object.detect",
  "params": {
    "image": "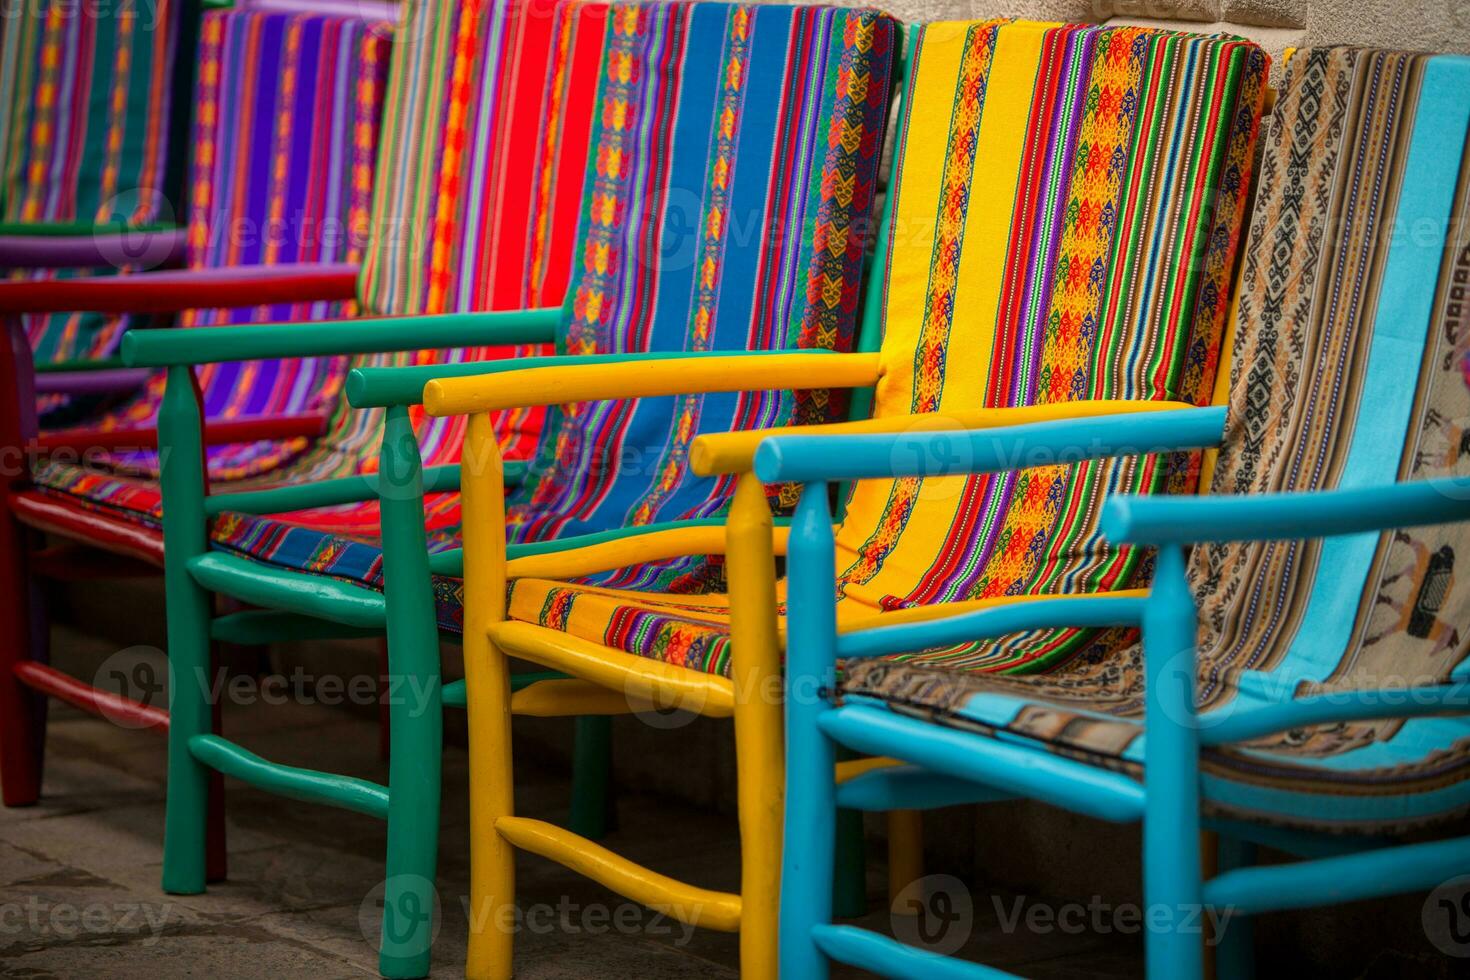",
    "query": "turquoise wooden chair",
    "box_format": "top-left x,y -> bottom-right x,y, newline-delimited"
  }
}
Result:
763,46 -> 1470,978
